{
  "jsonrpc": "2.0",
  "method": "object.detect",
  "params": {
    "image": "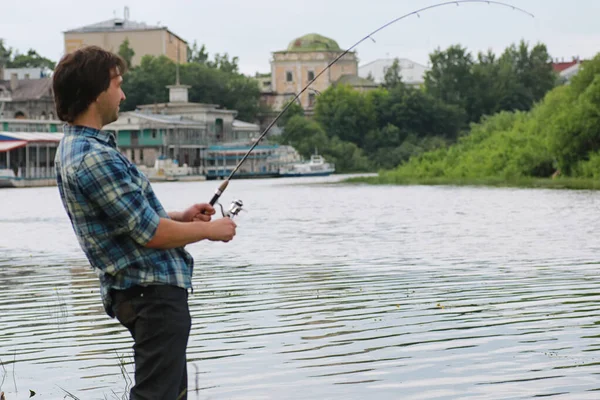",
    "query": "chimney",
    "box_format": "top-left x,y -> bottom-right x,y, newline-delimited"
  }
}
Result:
10,73 -> 18,91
